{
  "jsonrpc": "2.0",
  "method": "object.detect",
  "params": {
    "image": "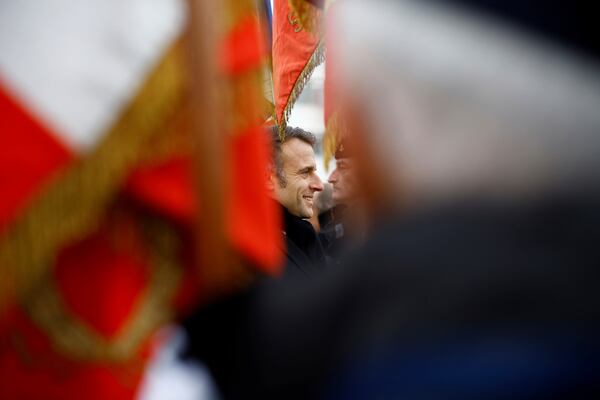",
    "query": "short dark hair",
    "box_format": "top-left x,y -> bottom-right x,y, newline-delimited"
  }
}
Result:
269,125 -> 316,188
